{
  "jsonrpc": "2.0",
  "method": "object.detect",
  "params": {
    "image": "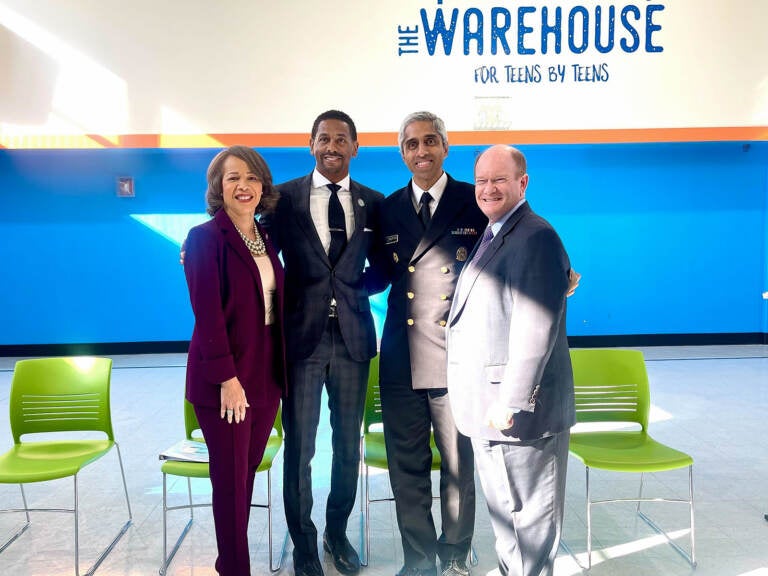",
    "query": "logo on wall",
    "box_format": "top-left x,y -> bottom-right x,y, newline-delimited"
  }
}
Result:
395,2 -> 665,85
